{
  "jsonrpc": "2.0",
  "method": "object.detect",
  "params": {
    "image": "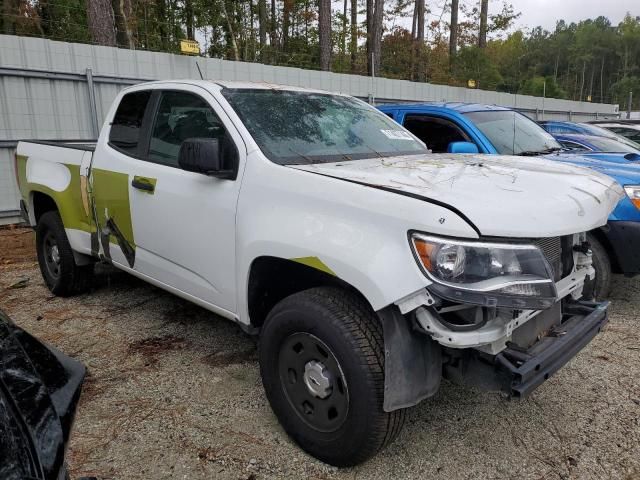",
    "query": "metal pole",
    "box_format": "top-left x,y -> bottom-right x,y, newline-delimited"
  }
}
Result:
628,90 -> 633,120
86,68 -> 100,138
